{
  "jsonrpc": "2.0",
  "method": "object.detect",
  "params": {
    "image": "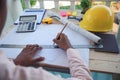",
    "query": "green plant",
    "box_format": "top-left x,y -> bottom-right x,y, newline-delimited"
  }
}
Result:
30,0 -> 36,6
80,0 -> 91,14
60,5 -> 82,10
21,0 -> 37,10
80,0 -> 91,9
